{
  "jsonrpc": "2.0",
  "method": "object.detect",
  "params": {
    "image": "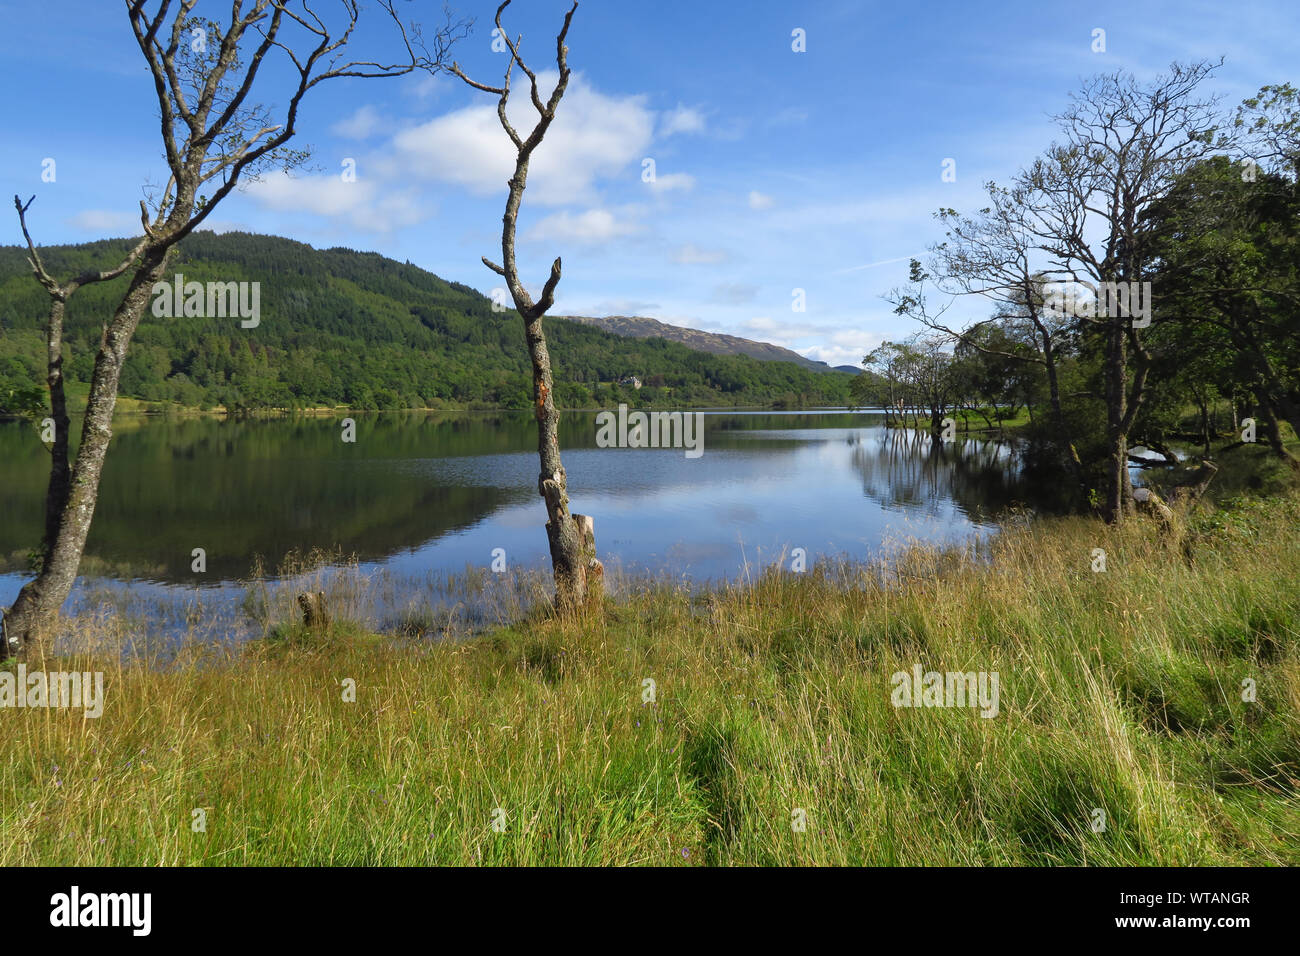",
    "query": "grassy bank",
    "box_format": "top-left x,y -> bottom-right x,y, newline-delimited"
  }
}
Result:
3,494 -> 1298,866
40,381 -> 826,422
